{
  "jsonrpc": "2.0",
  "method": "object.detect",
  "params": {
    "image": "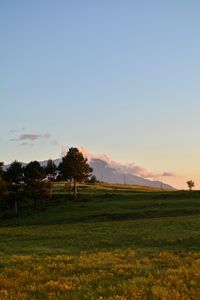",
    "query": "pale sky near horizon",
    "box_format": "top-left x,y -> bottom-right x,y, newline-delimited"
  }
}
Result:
1,1 -> 200,189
